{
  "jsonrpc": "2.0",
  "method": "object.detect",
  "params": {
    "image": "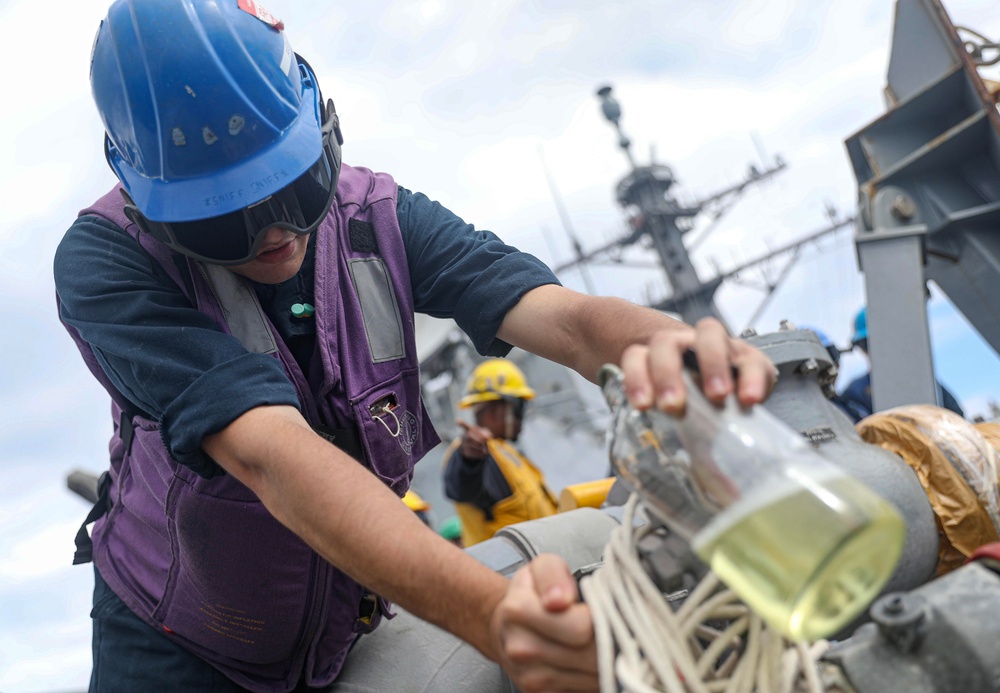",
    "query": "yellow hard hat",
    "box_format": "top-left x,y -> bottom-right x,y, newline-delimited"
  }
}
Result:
402,489 -> 430,513
459,359 -> 536,409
